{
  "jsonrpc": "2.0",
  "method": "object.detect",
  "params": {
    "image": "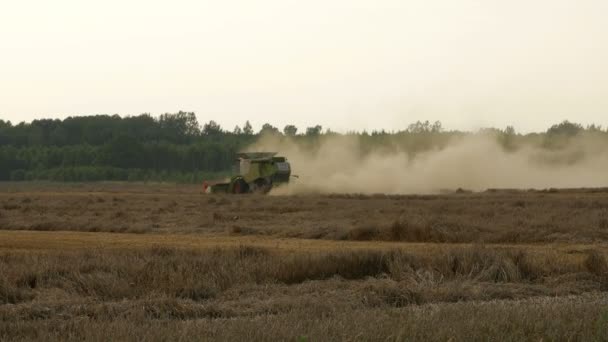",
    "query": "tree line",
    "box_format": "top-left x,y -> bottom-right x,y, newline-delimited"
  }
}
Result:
0,112 -> 605,182
0,112 -> 330,182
